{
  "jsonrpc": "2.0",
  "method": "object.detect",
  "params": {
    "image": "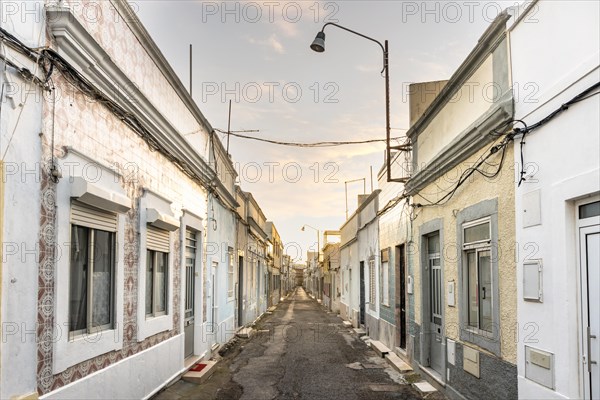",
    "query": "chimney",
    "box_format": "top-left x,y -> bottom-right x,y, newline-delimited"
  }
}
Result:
409,80 -> 449,127
357,194 -> 370,207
